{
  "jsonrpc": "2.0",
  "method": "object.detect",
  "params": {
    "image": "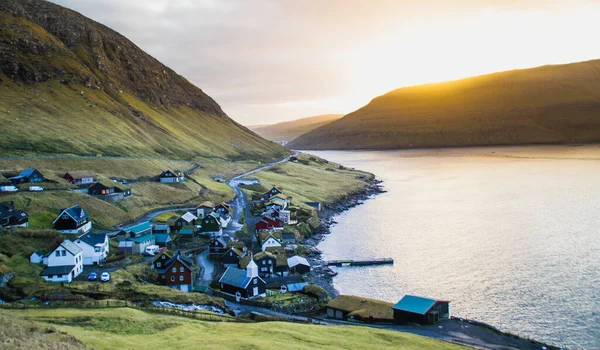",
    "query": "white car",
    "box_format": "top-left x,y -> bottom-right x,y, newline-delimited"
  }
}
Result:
100,272 -> 110,282
29,186 -> 44,192
0,186 -> 18,192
